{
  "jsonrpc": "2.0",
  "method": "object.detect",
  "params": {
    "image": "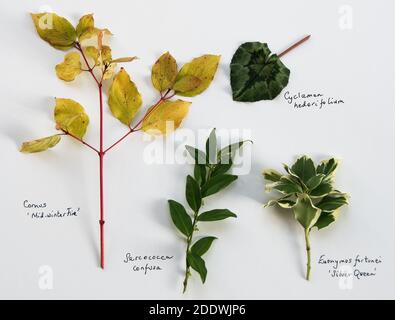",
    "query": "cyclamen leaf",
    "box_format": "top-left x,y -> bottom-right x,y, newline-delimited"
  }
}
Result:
173,75 -> 202,93
175,55 -> 221,97
201,174 -> 238,198
55,52 -> 82,82
54,98 -> 89,139
198,209 -> 237,221
186,175 -> 202,212
291,156 -> 316,184
151,52 -> 178,92
108,68 -> 142,126
20,135 -> 61,153
31,13 -> 76,50
191,237 -> 217,256
185,145 -> 207,165
76,14 -> 94,39
168,200 -> 193,237
230,42 -> 290,102
142,100 -> 191,135
293,194 -> 322,229
187,253 -> 207,283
